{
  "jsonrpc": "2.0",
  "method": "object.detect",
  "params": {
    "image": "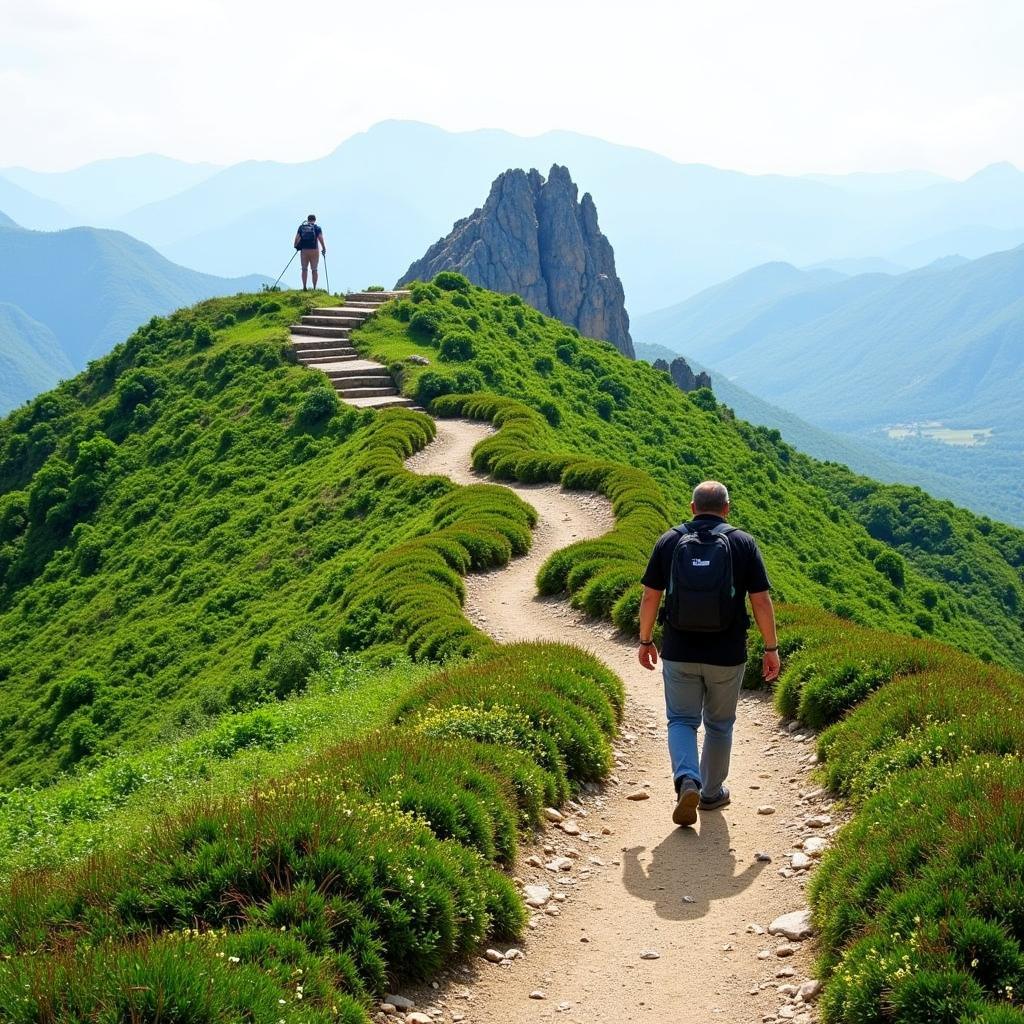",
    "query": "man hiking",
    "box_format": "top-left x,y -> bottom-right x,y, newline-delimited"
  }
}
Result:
293,214 -> 326,290
637,480 -> 780,828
